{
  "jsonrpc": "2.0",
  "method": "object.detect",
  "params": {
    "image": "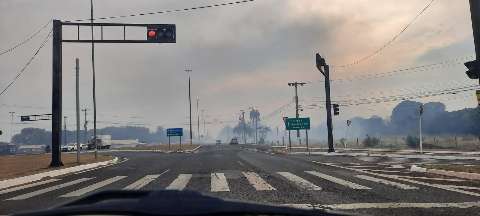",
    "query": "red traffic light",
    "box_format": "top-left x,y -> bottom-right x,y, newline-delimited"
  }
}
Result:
147,30 -> 157,38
